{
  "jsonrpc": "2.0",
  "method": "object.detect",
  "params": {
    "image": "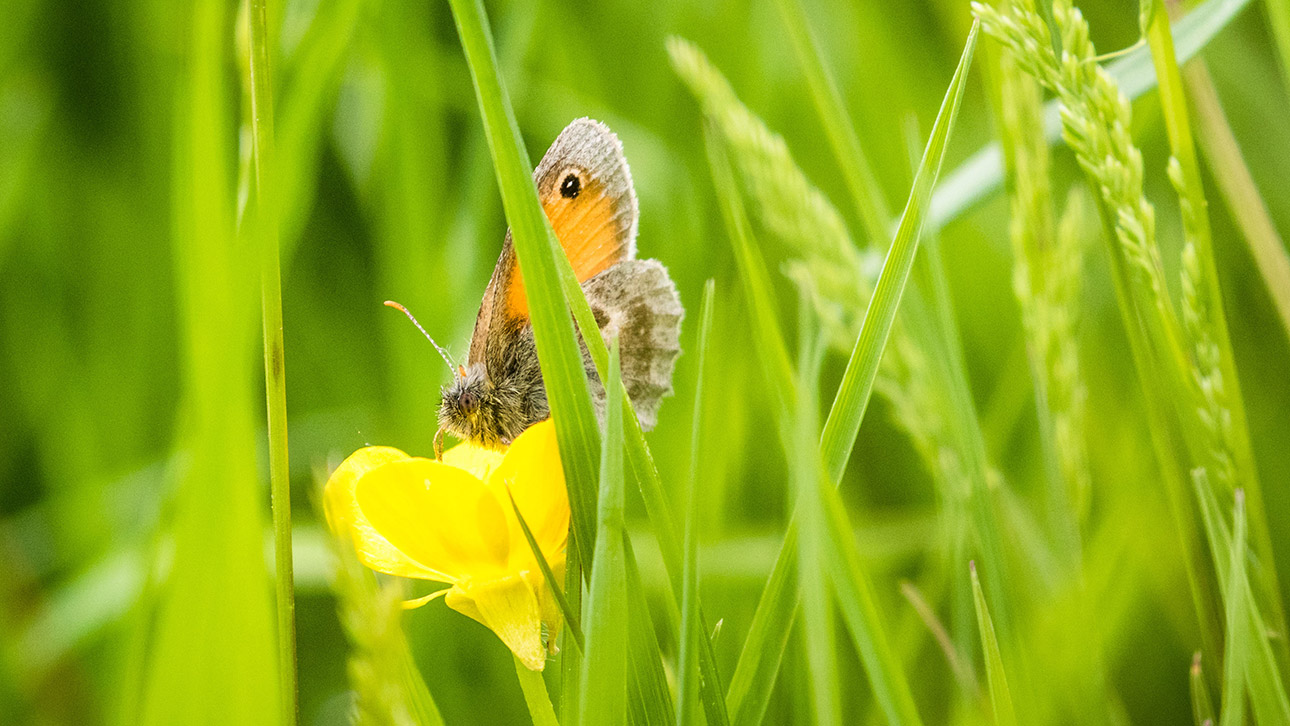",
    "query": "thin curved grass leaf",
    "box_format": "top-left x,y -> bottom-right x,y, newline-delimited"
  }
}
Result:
971,563 -> 1017,726
819,20 -> 978,483
444,0 -> 603,568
